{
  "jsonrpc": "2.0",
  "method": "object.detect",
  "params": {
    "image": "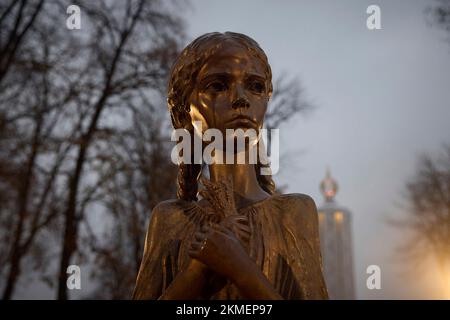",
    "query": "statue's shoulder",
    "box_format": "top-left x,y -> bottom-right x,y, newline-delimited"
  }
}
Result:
277,193 -> 317,211
150,198 -> 193,227
274,193 -> 318,221
152,198 -> 187,214
275,193 -> 321,242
